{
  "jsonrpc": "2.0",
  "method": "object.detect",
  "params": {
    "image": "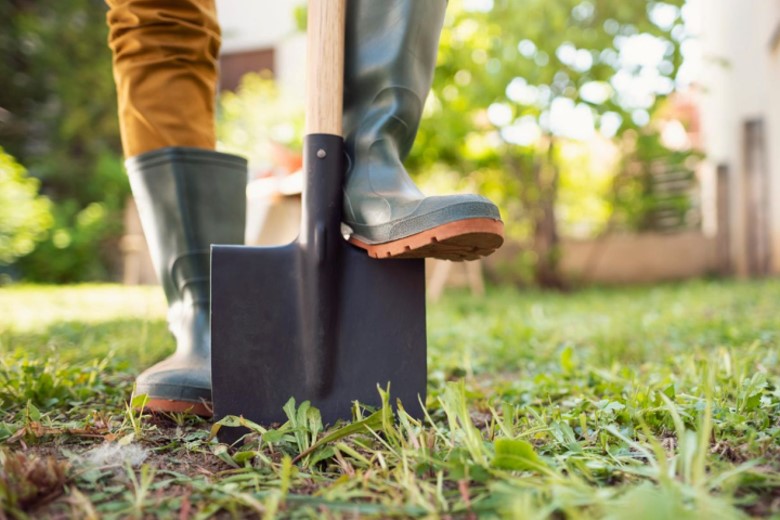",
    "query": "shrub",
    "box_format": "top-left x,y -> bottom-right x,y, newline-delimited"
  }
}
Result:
0,148 -> 53,268
1,0 -> 127,282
